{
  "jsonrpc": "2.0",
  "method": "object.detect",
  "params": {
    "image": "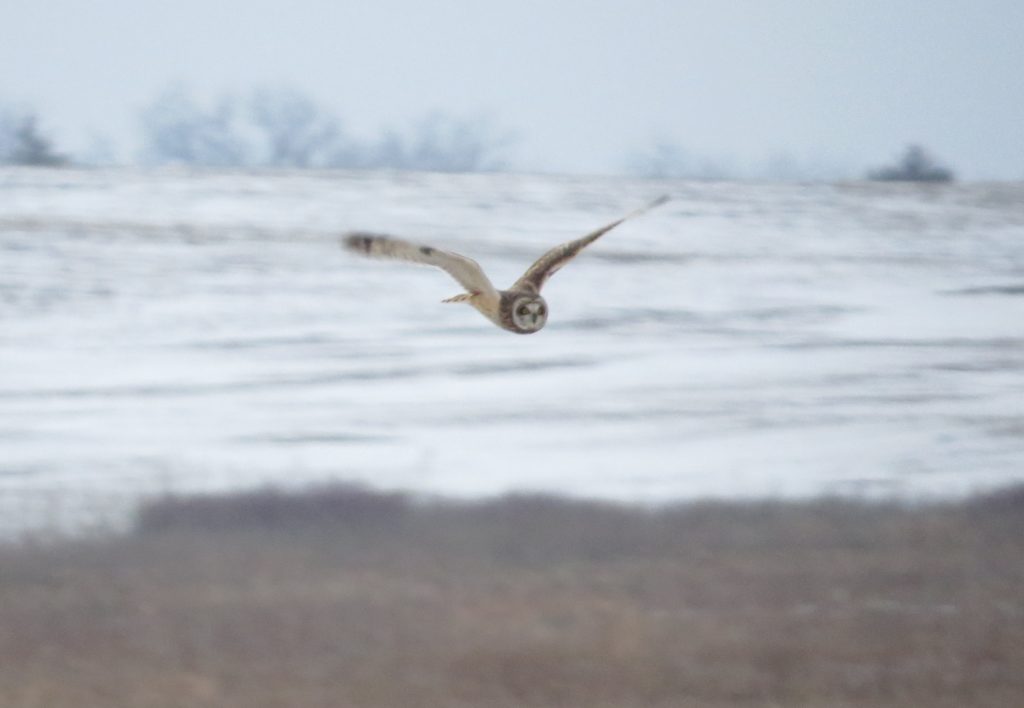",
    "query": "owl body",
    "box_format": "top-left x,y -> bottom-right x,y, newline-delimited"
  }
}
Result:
343,195 -> 668,334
